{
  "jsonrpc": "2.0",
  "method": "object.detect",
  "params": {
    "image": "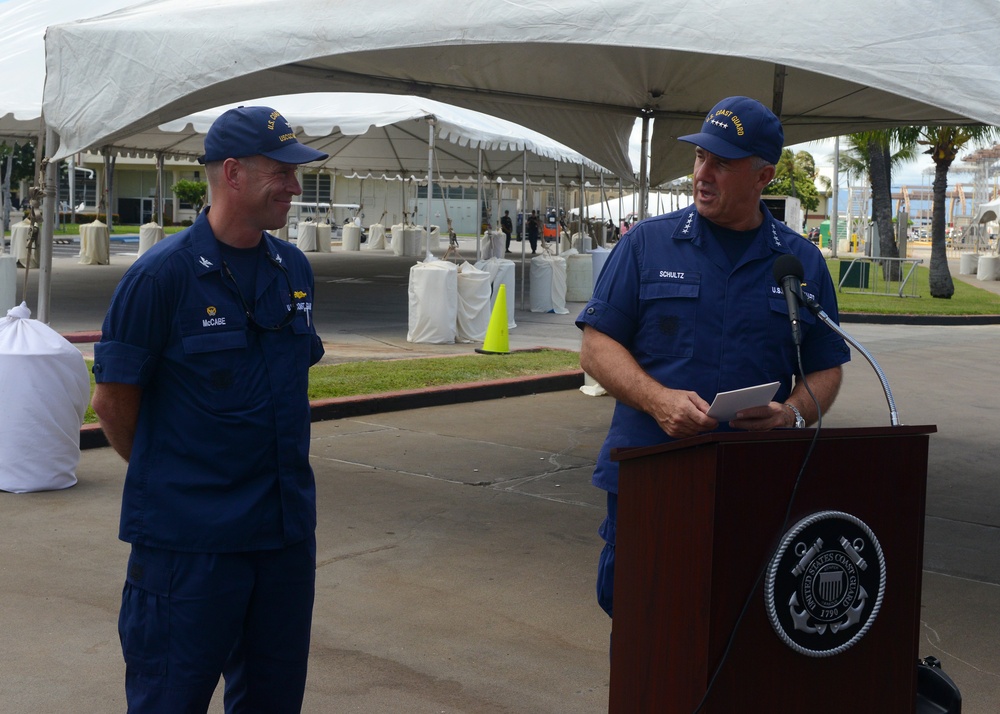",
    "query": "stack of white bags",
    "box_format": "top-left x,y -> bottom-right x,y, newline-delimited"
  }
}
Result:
0,303 -> 90,493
